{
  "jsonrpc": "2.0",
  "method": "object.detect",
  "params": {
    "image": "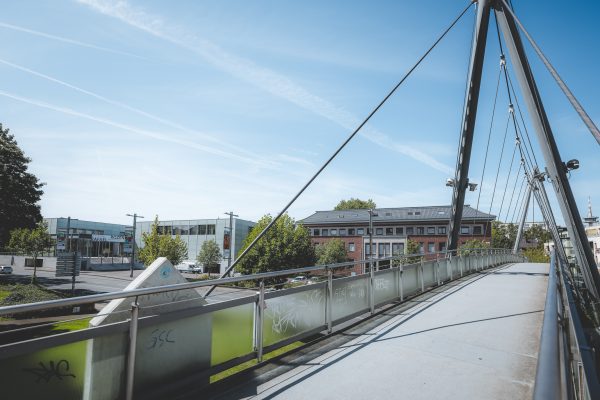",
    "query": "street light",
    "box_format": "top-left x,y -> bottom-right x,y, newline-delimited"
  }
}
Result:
126,213 -> 144,278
